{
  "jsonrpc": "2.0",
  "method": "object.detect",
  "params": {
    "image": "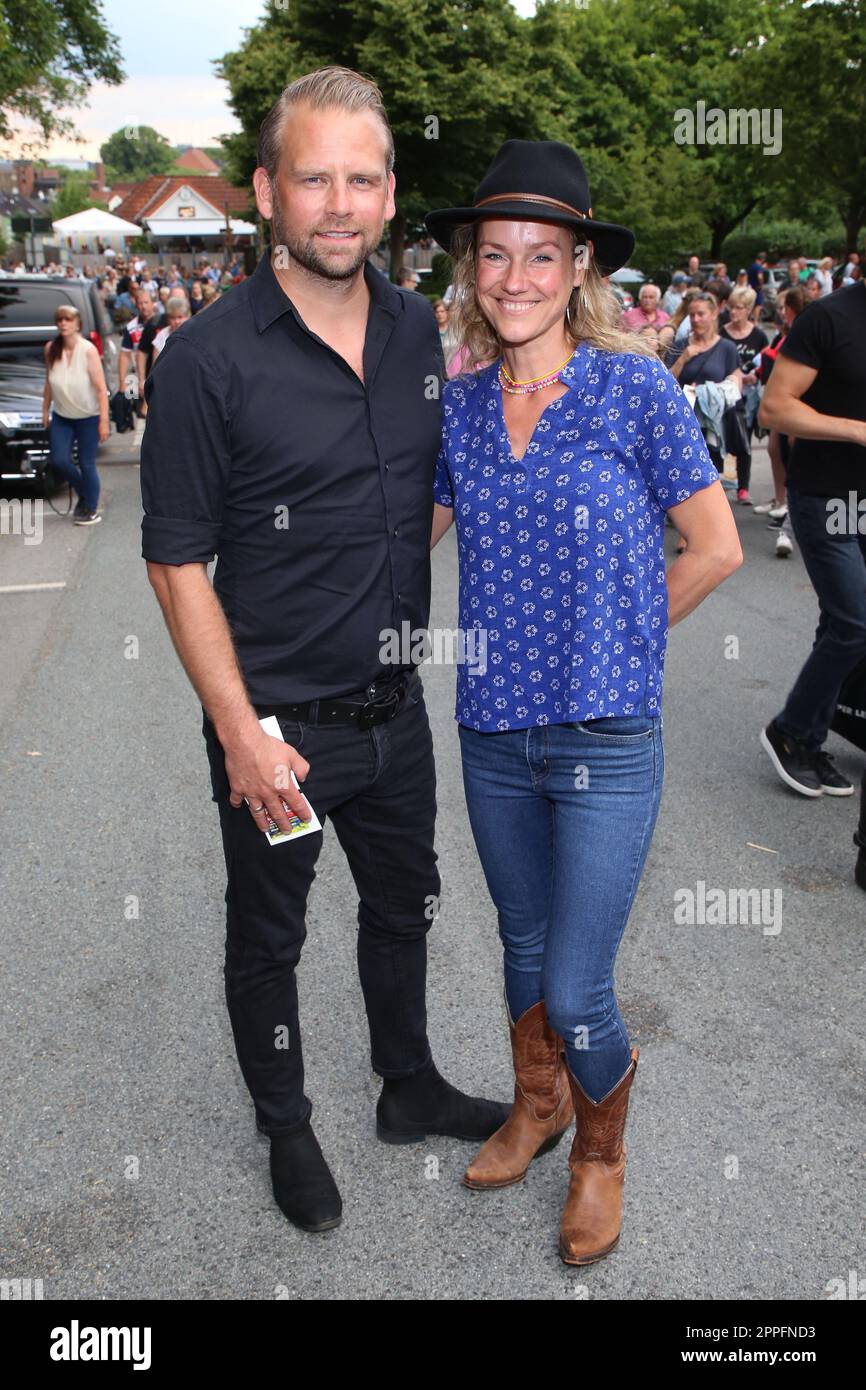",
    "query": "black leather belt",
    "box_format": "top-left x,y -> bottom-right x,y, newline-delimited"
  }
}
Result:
254,670 -> 418,731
